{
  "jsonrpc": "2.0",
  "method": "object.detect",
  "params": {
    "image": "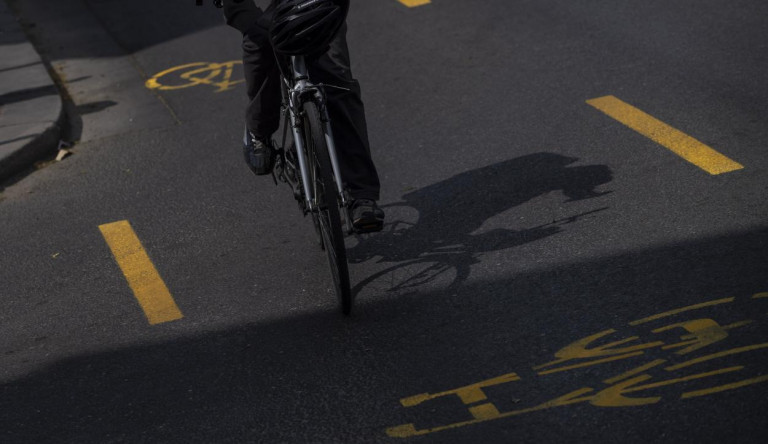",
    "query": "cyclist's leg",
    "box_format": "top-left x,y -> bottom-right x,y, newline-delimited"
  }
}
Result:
241,32 -> 281,140
307,23 -> 381,203
237,28 -> 282,175
222,1 -> 281,175
223,0 -> 280,138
